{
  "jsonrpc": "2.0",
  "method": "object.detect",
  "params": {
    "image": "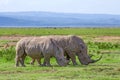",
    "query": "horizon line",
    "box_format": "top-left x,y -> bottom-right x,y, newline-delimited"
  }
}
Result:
0,11 -> 120,15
